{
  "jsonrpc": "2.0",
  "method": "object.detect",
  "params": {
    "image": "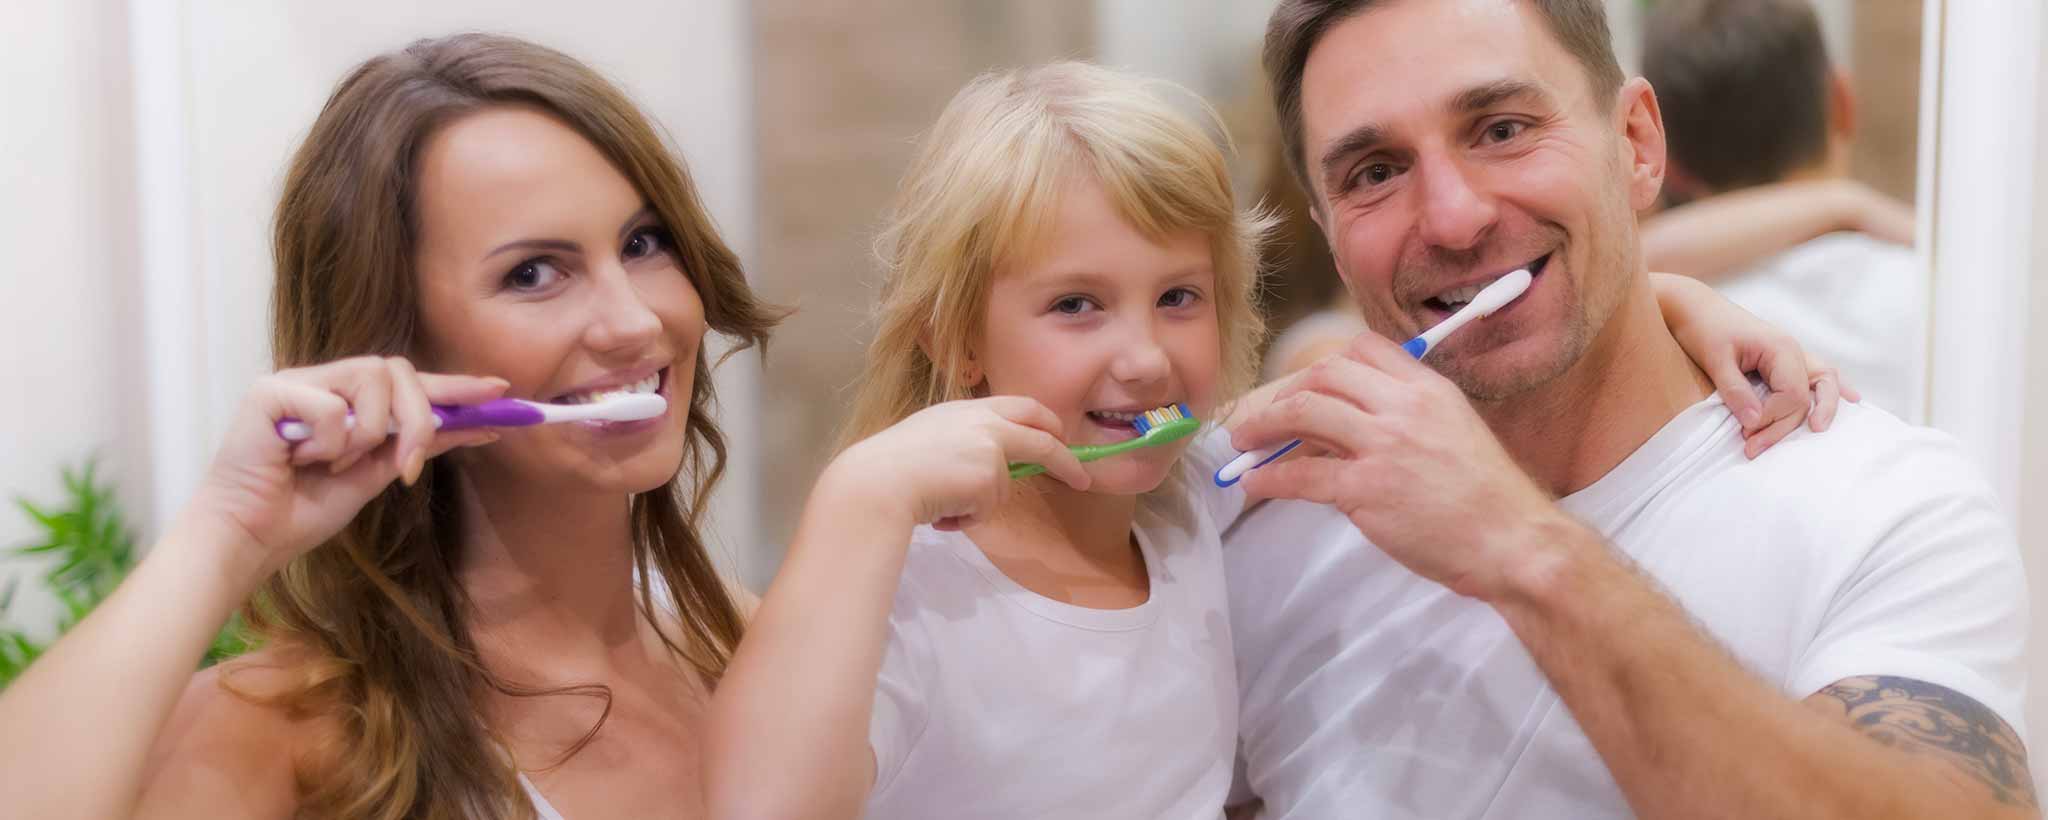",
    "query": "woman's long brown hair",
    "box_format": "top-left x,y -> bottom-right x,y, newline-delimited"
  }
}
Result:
244,33 -> 777,819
